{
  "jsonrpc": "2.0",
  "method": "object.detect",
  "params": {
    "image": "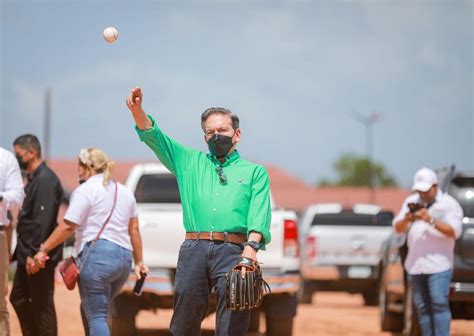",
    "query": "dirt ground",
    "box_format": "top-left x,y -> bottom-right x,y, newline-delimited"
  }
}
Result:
8,283 -> 473,335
